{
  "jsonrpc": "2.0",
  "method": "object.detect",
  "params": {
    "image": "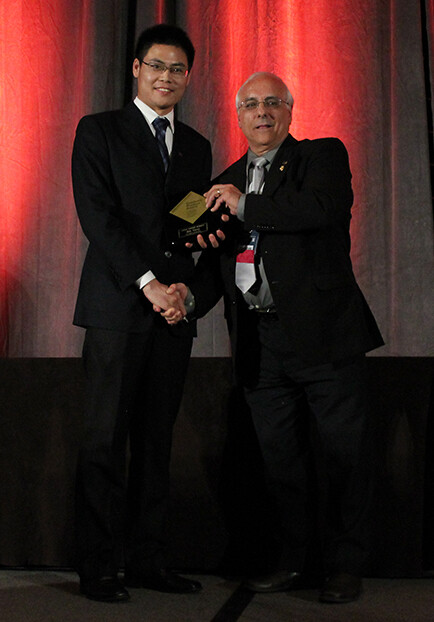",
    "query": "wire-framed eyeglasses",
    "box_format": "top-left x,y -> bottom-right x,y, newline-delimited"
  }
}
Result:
238,97 -> 290,111
140,60 -> 189,78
